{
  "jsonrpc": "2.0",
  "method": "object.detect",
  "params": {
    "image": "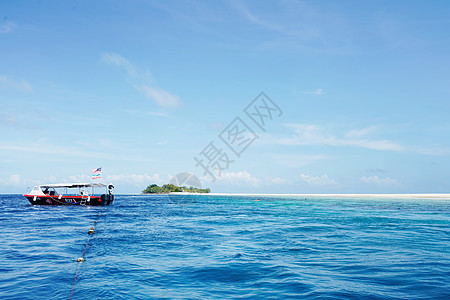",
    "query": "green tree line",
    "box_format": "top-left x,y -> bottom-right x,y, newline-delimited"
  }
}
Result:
142,183 -> 211,194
